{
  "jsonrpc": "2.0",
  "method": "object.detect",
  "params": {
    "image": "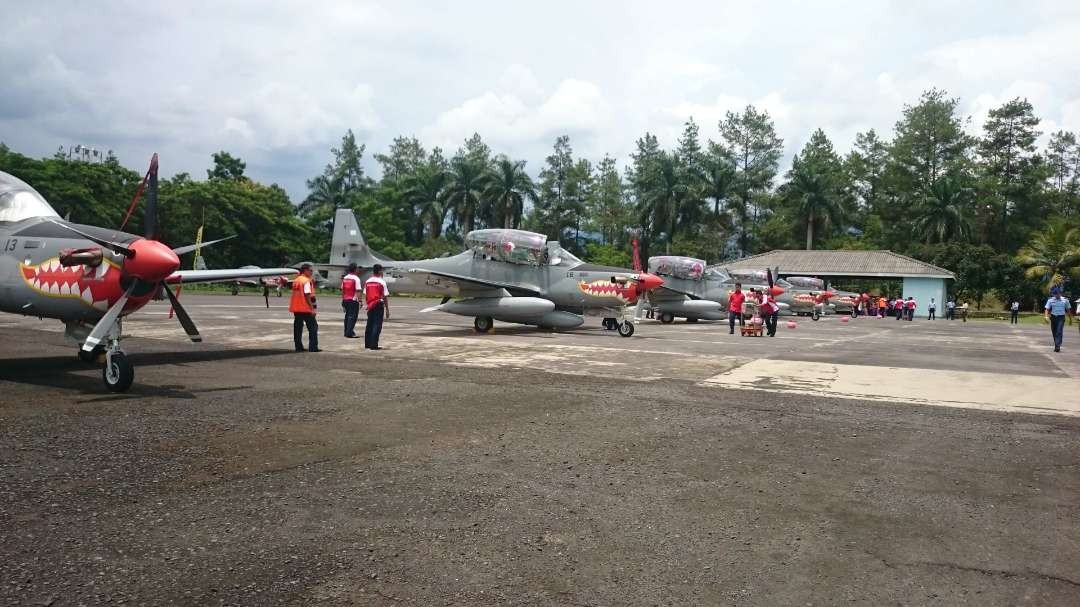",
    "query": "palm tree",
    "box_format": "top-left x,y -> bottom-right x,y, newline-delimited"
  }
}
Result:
483,156 -> 536,229
644,153 -> 688,254
404,163 -> 449,240
1017,218 -> 1080,291
786,163 -> 843,250
914,177 -> 972,244
701,145 -> 736,222
441,157 -> 489,233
